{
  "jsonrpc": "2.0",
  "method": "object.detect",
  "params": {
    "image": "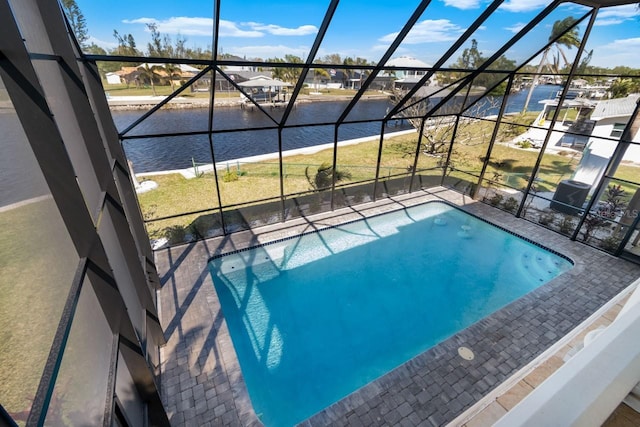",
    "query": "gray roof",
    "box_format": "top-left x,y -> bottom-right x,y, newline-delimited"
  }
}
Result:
591,94 -> 640,120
